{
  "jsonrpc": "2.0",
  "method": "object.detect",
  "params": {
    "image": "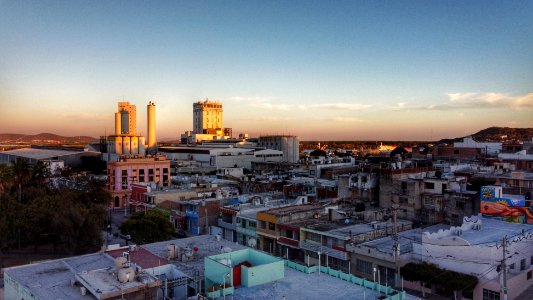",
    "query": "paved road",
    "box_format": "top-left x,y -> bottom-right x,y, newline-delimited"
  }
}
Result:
102,209 -> 132,247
